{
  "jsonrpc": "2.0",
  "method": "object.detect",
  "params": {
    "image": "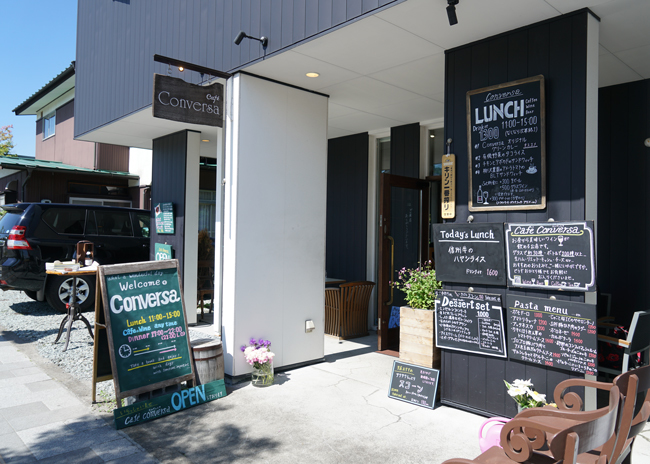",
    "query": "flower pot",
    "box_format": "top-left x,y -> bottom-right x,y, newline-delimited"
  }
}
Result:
399,306 -> 441,369
251,361 -> 274,387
